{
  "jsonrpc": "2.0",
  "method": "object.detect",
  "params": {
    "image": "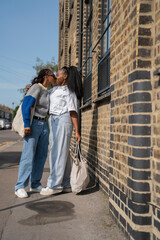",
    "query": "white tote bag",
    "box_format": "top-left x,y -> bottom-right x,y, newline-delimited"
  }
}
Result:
12,103 -> 24,137
12,101 -> 37,138
70,143 -> 90,194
